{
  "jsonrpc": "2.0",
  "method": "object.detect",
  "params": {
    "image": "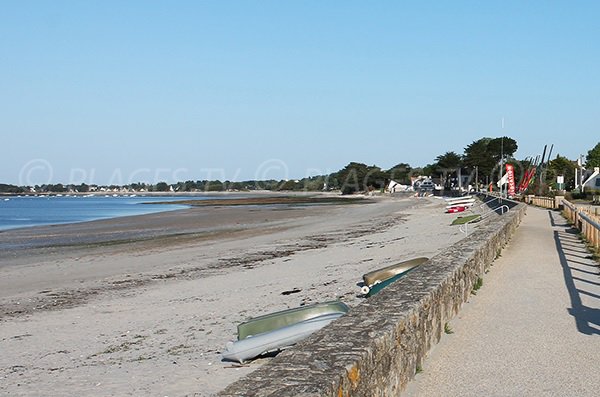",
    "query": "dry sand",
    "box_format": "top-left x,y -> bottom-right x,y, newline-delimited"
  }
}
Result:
0,194 -> 466,397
